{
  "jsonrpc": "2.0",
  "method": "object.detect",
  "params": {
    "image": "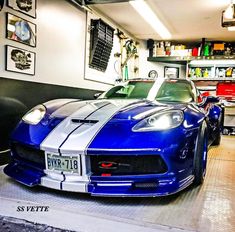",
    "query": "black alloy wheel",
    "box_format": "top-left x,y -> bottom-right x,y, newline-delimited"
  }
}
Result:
212,116 -> 222,146
193,121 -> 208,186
